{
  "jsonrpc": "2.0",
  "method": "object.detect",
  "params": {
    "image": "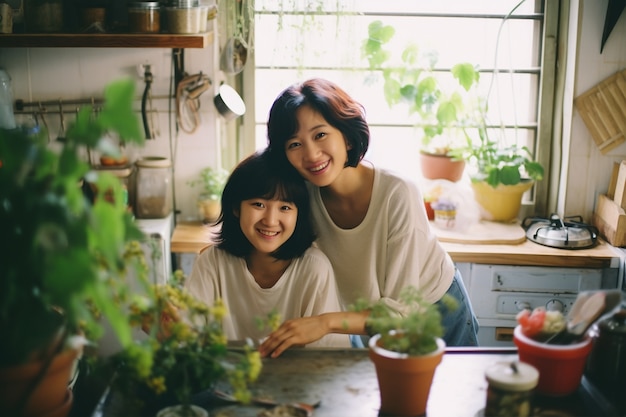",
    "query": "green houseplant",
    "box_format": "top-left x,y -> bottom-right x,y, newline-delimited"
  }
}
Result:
0,79 -> 147,417
188,166 -> 229,223
362,20 -> 481,182
351,286 -> 457,416
95,270 -> 262,416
